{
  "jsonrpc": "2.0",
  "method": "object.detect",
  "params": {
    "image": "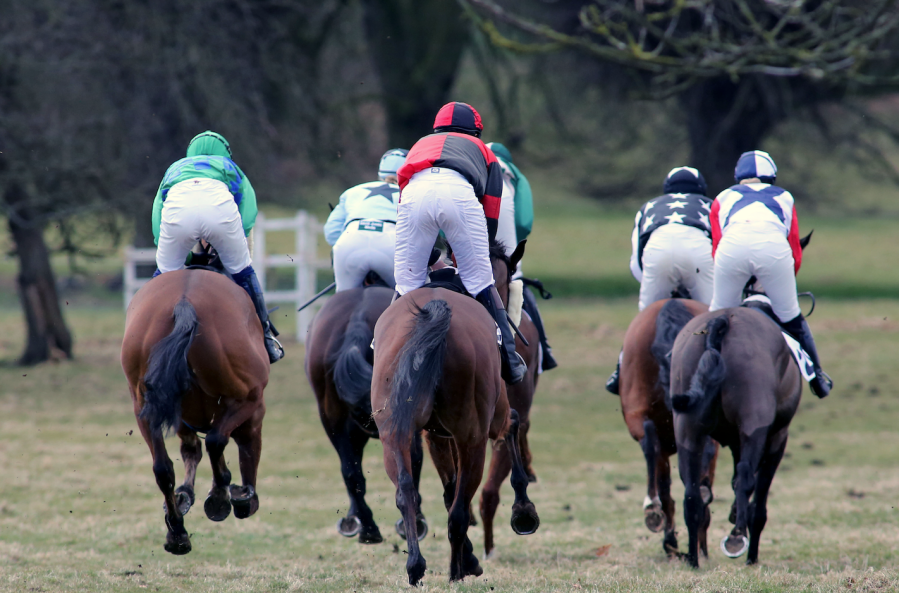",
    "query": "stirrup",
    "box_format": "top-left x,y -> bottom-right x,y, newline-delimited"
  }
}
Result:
810,369 -> 832,398
265,332 -> 284,363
